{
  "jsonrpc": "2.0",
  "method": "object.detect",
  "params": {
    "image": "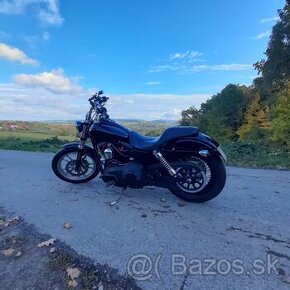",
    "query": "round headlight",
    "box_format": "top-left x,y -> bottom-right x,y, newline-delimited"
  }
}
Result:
75,121 -> 83,133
